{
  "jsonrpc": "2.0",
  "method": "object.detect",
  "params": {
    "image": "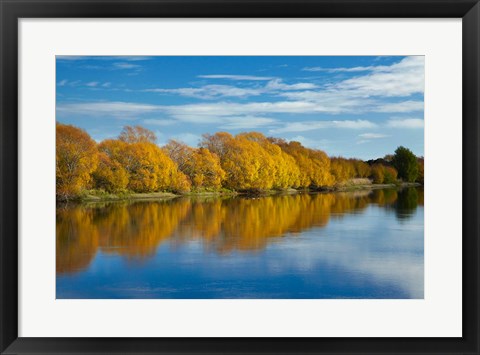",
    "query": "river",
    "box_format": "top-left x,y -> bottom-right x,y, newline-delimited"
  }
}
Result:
56,187 -> 424,299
